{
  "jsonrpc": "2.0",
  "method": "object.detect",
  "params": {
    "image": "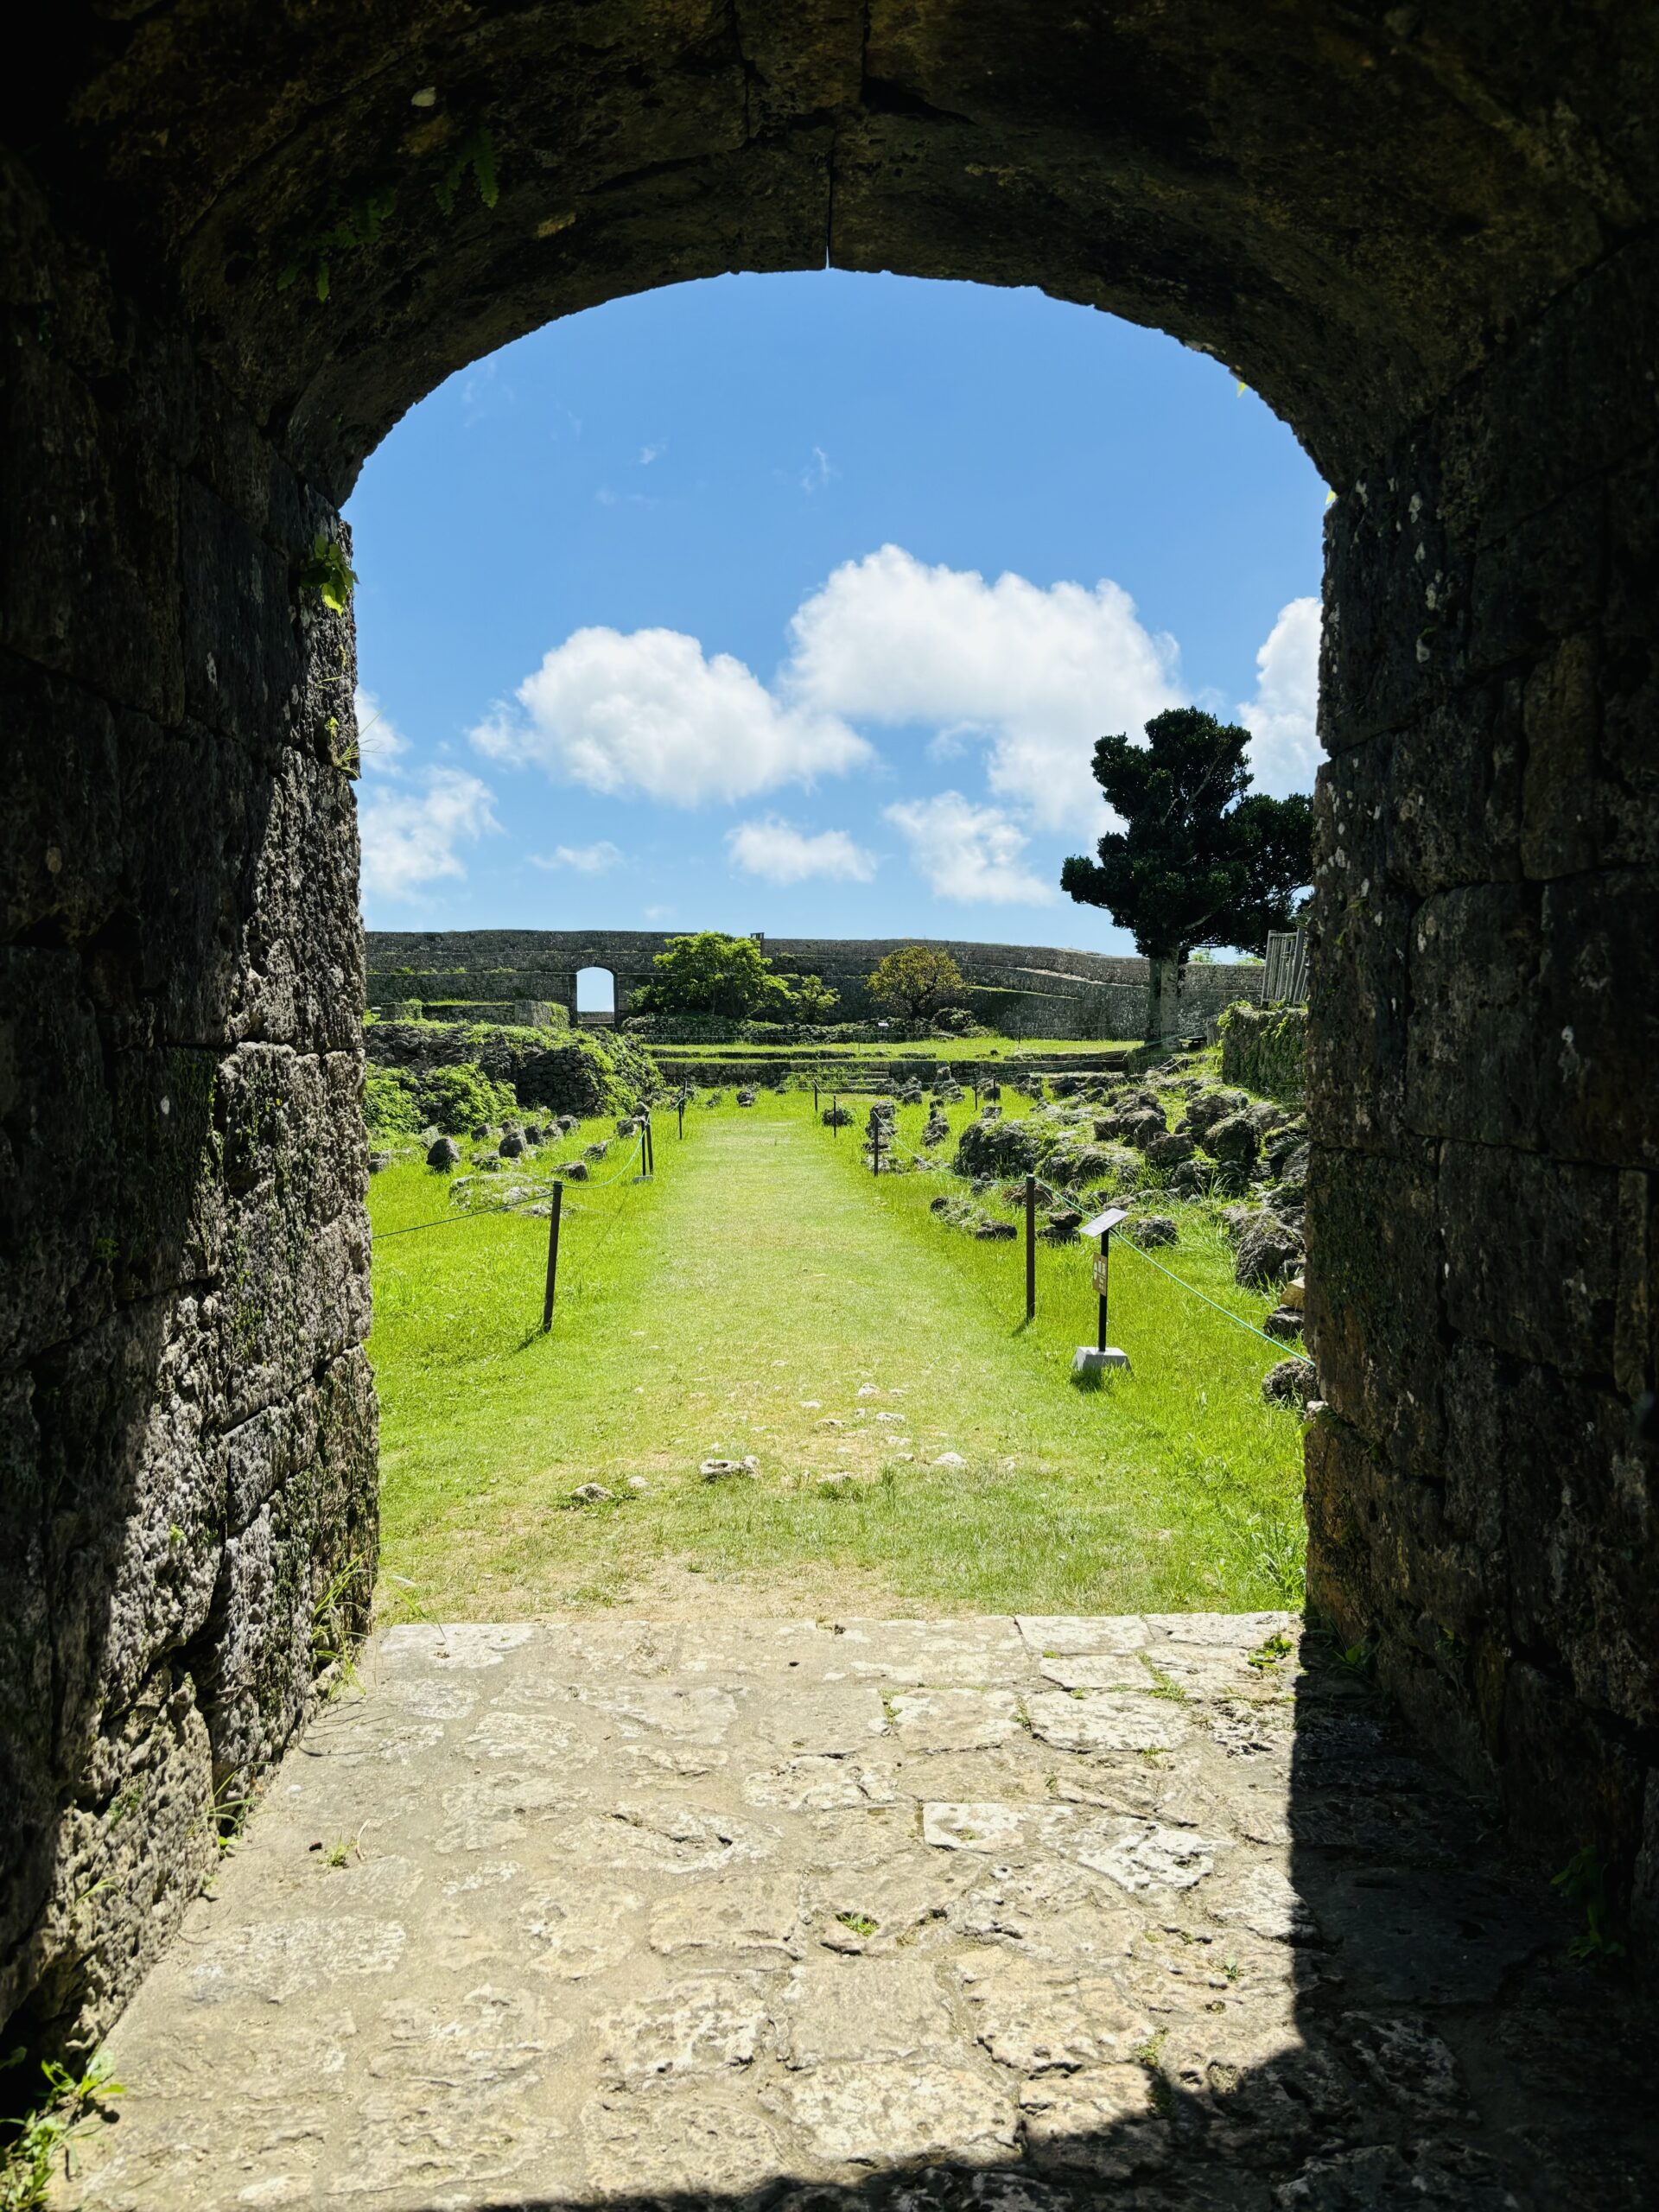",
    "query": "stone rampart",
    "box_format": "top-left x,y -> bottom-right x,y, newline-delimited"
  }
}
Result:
364,931 -> 1263,1039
